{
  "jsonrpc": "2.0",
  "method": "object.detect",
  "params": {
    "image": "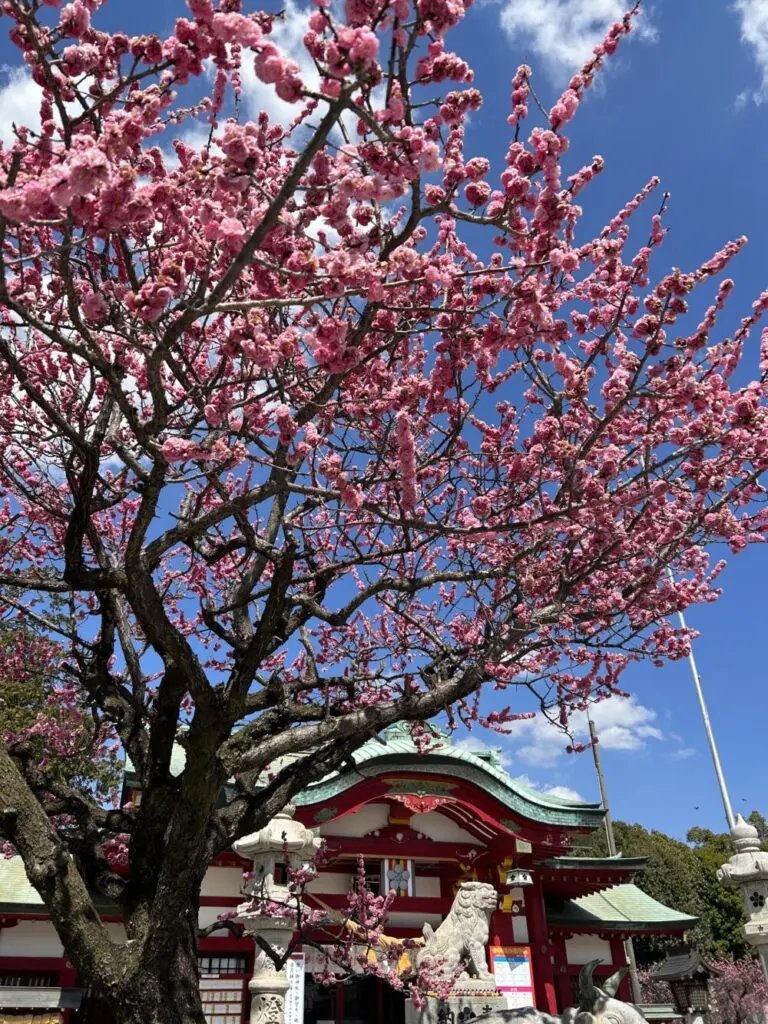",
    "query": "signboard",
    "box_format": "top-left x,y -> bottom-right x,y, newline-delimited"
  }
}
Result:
490,945 -> 535,1009
200,977 -> 245,1024
286,953 -> 306,1024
